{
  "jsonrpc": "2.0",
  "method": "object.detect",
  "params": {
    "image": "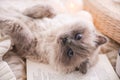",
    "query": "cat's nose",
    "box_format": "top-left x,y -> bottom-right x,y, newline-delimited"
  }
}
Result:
61,38 -> 72,45
62,38 -> 67,44
66,38 -> 72,44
